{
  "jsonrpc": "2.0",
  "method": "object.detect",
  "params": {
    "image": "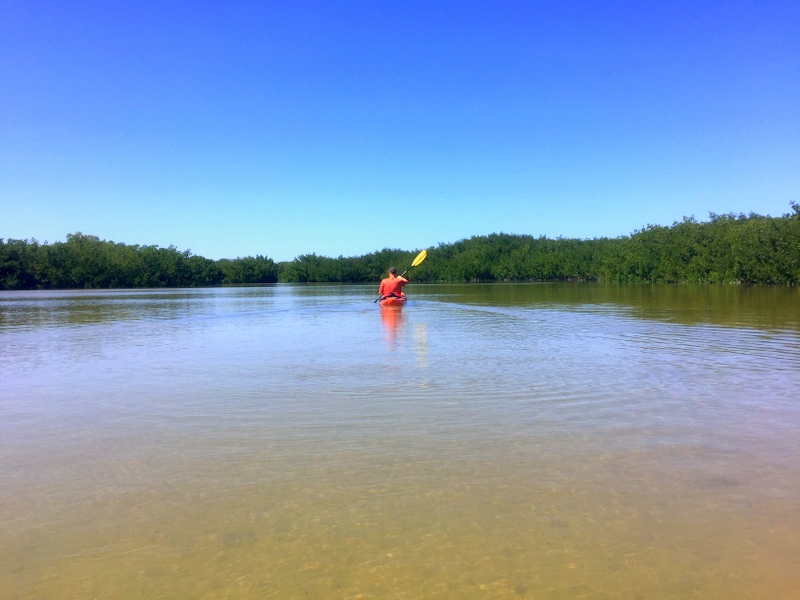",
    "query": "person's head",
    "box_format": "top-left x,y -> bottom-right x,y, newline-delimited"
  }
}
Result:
388,267 -> 397,275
